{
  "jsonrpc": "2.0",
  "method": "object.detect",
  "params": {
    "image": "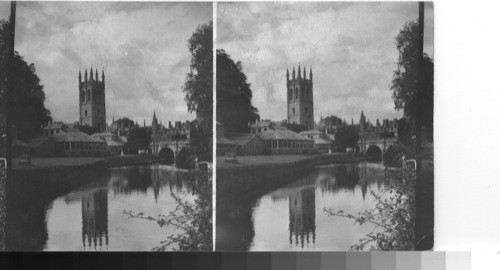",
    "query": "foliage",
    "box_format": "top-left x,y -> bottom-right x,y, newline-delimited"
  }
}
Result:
335,125 -> 359,152
1,20 -> 52,140
383,145 -> 408,168
188,119 -> 212,162
318,115 -> 345,133
125,168 -> 212,251
115,117 -> 135,129
325,168 -> 416,250
397,117 -> 413,147
126,127 -> 151,154
390,20 -> 434,141
285,123 -> 307,133
175,146 -> 195,170
216,49 -> 260,133
183,21 -> 213,150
